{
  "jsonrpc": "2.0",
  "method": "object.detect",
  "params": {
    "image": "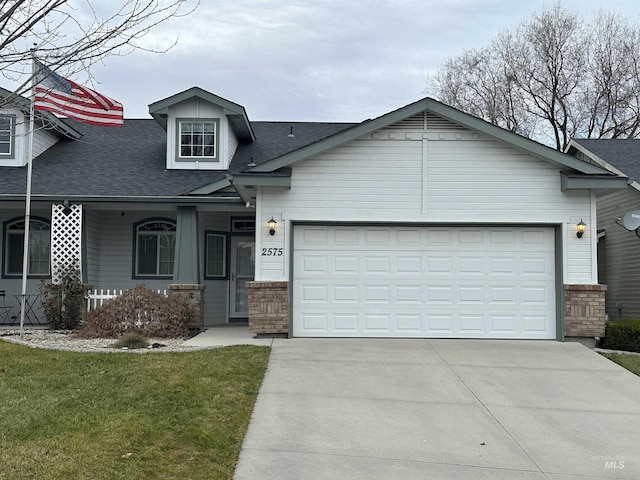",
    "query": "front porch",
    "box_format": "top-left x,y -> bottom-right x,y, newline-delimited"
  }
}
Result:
0,201 -> 257,327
